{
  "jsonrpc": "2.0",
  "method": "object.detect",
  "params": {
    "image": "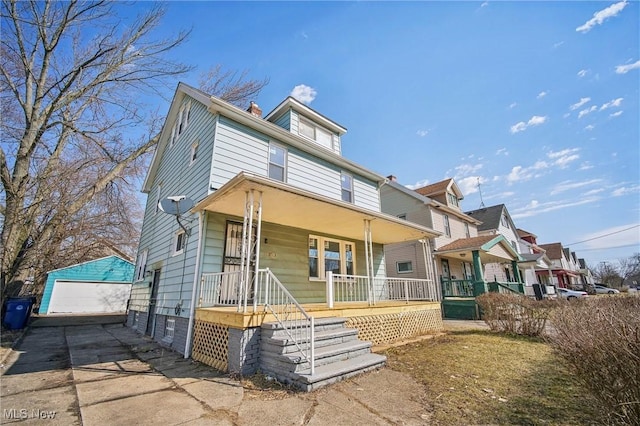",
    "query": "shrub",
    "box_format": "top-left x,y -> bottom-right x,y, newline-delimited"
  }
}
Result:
546,296 -> 640,425
477,292 -> 554,337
